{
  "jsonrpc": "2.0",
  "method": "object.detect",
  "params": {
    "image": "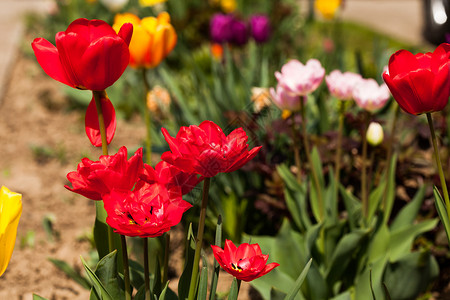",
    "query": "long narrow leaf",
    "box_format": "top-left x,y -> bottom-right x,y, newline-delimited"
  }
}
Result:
433,186 -> 450,244
284,258 -> 312,300
209,215 -> 222,300
81,256 -> 113,300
